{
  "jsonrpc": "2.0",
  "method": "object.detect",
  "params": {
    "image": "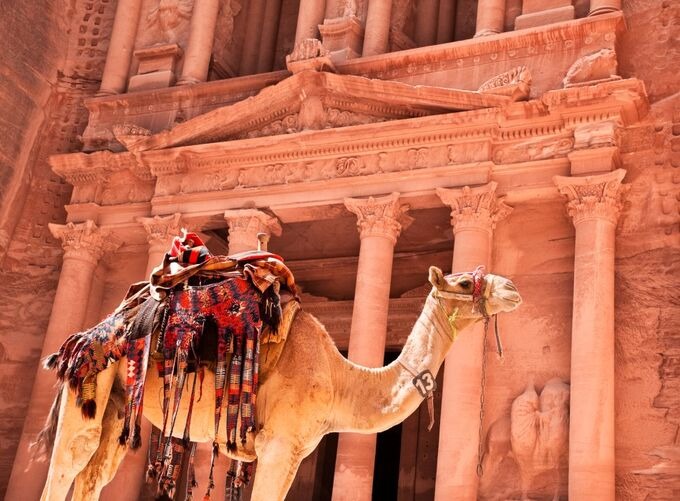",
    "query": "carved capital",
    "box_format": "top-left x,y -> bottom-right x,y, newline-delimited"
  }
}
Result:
344,192 -> 411,244
137,213 -> 183,250
437,181 -> 512,233
48,220 -> 112,265
224,209 -> 282,252
554,169 -> 629,225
